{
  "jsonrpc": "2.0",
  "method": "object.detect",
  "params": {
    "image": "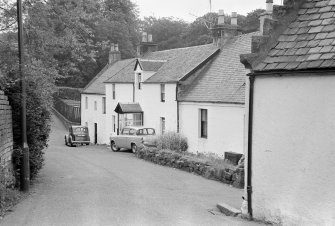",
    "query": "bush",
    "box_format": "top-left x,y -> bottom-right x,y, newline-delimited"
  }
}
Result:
154,132 -> 188,152
5,80 -> 52,183
54,86 -> 82,100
